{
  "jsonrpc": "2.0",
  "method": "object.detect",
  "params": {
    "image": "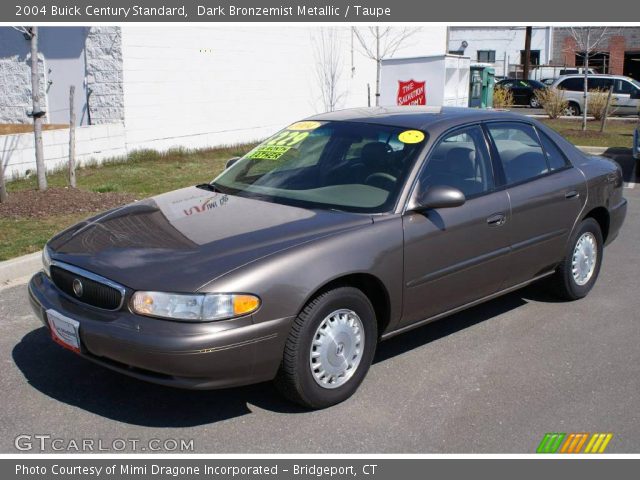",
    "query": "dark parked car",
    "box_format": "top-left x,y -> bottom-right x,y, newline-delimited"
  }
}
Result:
496,79 -> 547,107
29,107 -> 627,408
